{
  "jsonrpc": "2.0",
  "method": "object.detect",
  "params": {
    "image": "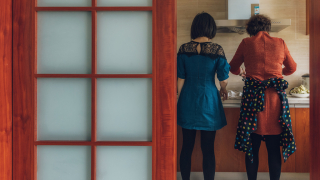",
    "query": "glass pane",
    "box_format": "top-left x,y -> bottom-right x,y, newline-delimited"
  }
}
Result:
38,146 -> 91,180
97,78 -> 152,141
37,12 -> 92,74
38,0 -> 91,7
97,12 -> 152,74
97,146 -> 152,180
97,0 -> 152,7
37,78 -> 91,141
